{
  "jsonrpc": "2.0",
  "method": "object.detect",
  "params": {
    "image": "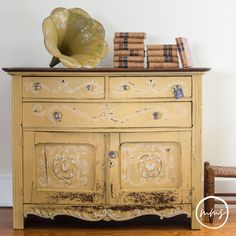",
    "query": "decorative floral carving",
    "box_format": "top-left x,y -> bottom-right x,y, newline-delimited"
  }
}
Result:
24,205 -> 191,221
112,79 -> 190,97
138,154 -> 162,178
25,80 -> 103,96
35,144 -> 95,189
53,155 -> 78,180
113,80 -> 160,95
121,143 -> 180,189
30,103 -> 190,125
32,104 -> 42,113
